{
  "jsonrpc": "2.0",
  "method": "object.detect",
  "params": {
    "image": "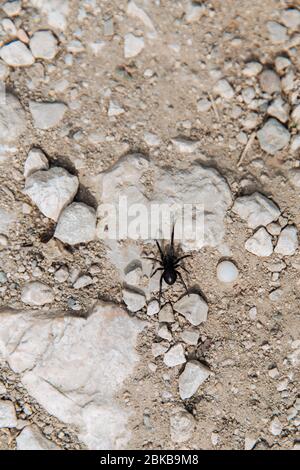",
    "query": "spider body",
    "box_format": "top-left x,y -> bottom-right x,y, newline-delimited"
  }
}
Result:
144,225 -> 191,305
